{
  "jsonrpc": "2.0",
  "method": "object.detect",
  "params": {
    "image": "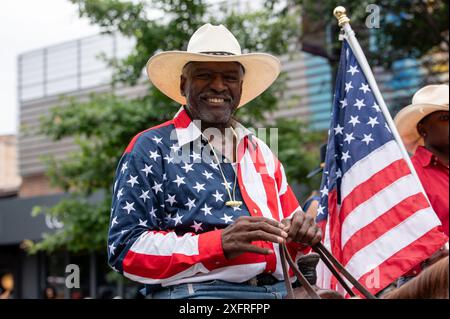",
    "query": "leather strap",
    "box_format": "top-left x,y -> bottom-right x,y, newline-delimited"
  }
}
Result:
313,242 -> 376,299
279,244 -> 321,299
